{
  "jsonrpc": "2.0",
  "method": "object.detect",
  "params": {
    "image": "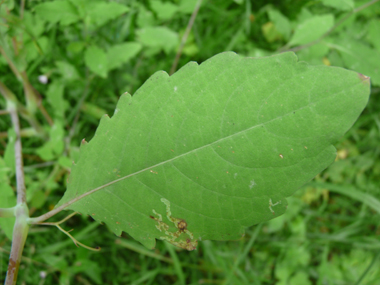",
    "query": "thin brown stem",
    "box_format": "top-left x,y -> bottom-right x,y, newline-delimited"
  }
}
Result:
0,109 -> 10,115
37,212 -> 101,251
5,104 -> 30,285
0,79 -> 47,137
20,71 -> 54,126
65,71 -> 93,156
0,128 -> 36,139
9,103 -> 26,204
0,47 -> 22,80
20,0 -> 25,19
5,204 -> 29,285
170,0 -> 202,75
